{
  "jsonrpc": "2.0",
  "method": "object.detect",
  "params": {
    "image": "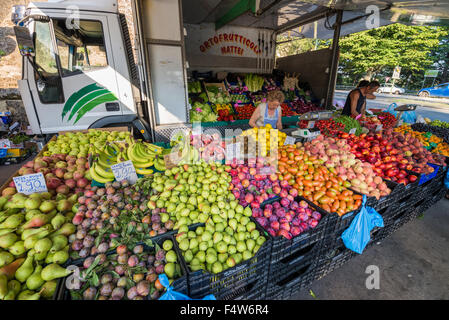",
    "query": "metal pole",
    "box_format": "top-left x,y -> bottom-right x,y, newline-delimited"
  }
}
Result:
324,10 -> 343,109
